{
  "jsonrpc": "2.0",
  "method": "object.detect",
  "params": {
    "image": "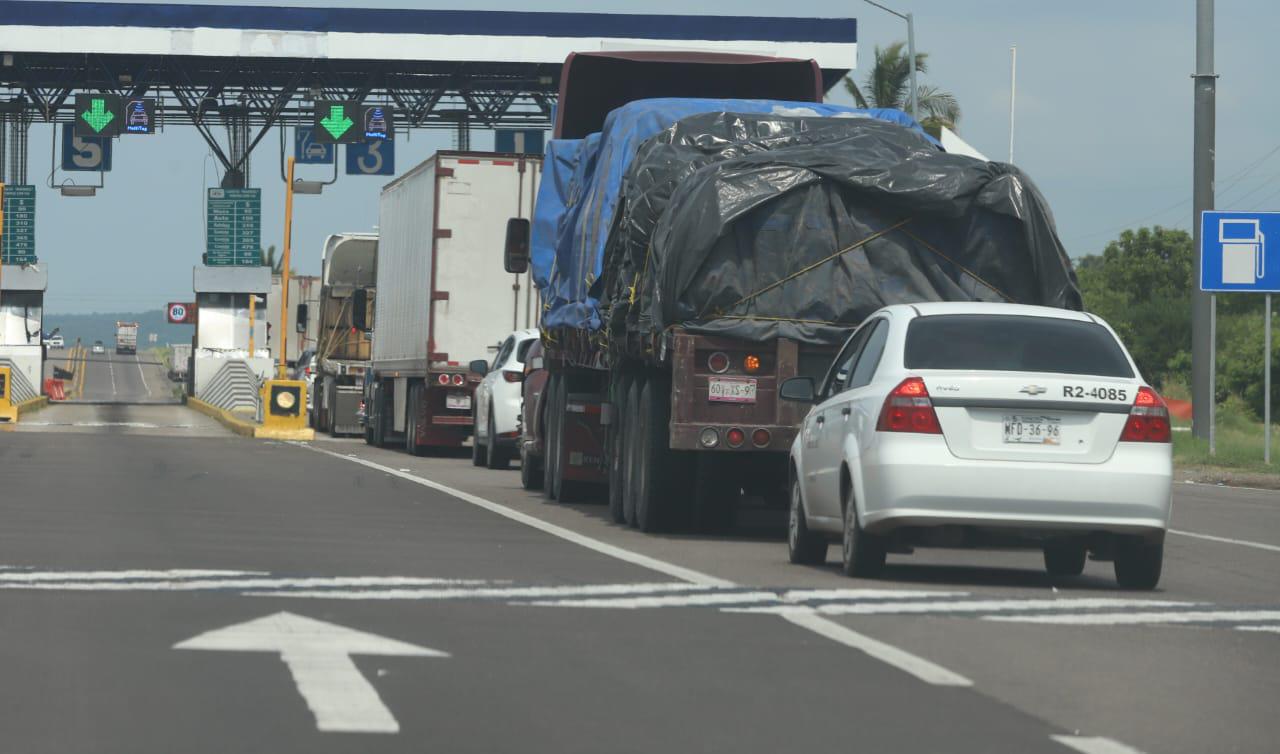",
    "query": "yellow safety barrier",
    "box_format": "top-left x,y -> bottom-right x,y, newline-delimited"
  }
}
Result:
0,366 -> 15,423
257,378 -> 314,440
